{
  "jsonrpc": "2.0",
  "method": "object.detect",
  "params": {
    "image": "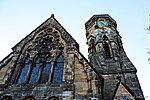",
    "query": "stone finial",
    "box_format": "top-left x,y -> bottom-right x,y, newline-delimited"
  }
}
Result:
116,75 -> 122,82
51,14 -> 54,18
